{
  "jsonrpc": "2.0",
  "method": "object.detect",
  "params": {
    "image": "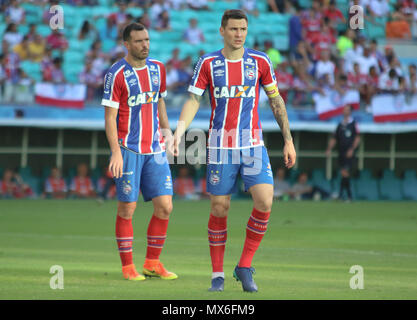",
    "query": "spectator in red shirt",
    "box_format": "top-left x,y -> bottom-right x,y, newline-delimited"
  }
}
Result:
310,18 -> 336,60
275,61 -> 294,104
44,167 -> 67,199
324,0 -> 346,34
348,62 -> 373,108
0,168 -> 33,199
167,48 -> 182,70
70,163 -> 96,199
368,65 -> 380,89
348,62 -> 369,89
173,167 -> 197,200
42,56 -> 65,83
79,59 -> 103,101
302,7 -> 322,45
46,29 -> 68,52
